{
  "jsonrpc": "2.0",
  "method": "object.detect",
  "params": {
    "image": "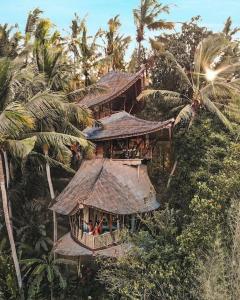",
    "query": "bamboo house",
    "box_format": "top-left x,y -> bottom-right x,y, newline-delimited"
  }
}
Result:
51,159 -> 158,257
51,67 -> 174,259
